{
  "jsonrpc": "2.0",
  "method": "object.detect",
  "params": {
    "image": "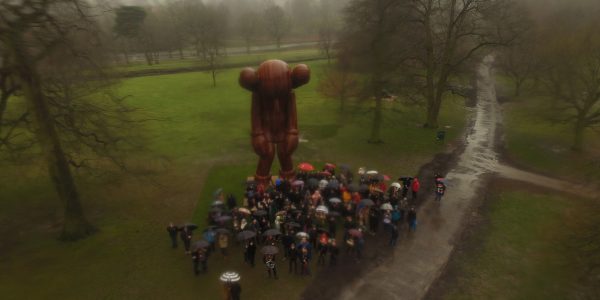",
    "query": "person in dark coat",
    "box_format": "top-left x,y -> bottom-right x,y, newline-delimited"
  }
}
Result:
166,222 -> 179,248
230,282 -> 241,300
192,248 -> 207,274
328,216 -> 337,237
408,206 -> 417,232
287,243 -> 299,274
282,233 -> 294,259
300,247 -> 310,276
180,226 -> 193,254
317,241 -> 328,266
263,254 -> 278,279
246,240 -> 256,267
329,240 -> 339,266
227,194 -> 237,210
